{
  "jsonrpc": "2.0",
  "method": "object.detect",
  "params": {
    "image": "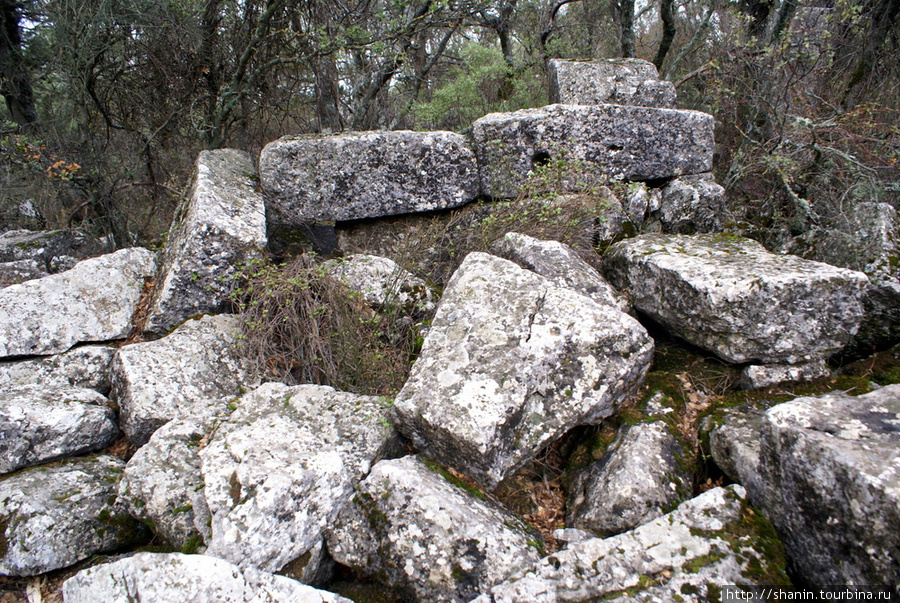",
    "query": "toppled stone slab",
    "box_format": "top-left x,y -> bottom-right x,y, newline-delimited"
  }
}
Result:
490,232 -> 630,314
474,485 -> 788,602
111,314 -> 257,446
548,58 -> 676,108
327,455 -> 540,602
760,385 -> 900,586
144,149 -> 267,337
649,173 -> 727,234
119,419 -> 213,551
0,259 -> 46,288
0,248 -> 156,358
324,254 -> 435,315
0,385 -> 119,474
566,420 -> 690,537
740,360 -> 831,390
472,104 -> 714,199
0,456 -> 146,576
62,552 -> 350,603
603,234 -> 868,364
260,131 -> 479,222
393,252 -> 653,488
0,228 -> 107,270
705,405 -> 770,509
201,382 -> 399,572
0,345 -> 115,393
